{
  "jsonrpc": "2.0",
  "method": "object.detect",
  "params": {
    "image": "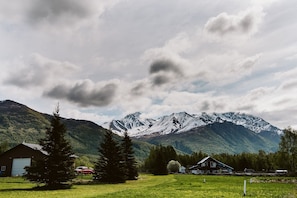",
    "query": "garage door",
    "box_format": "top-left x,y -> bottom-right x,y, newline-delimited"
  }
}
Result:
11,158 -> 31,176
